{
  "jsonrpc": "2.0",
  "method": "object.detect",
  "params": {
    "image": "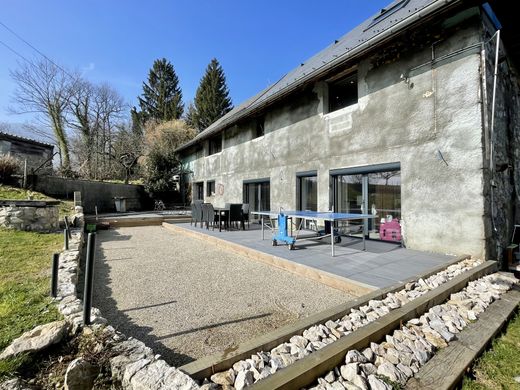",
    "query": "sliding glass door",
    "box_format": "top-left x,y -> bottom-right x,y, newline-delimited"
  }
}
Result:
298,175 -> 318,211
332,164 -> 401,241
243,180 -> 270,219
